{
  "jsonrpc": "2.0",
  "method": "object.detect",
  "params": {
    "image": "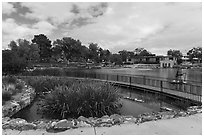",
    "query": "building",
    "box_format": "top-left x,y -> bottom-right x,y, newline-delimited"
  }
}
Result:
126,56 -> 162,64
160,56 -> 177,68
